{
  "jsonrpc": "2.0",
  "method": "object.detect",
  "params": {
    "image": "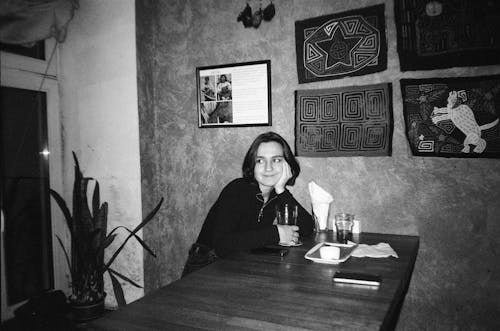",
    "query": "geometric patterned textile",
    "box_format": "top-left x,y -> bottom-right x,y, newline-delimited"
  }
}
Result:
295,83 -> 393,157
401,75 -> 500,158
295,4 -> 387,84
395,0 -> 500,71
